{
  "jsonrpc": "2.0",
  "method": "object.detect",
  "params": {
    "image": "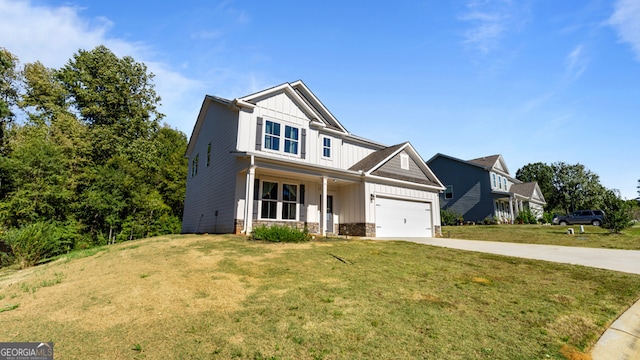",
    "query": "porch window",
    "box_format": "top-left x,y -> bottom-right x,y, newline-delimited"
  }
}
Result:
284,126 -> 299,154
261,181 -> 278,219
264,121 -> 281,151
282,184 -> 297,220
445,185 -> 453,199
322,137 -> 331,158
